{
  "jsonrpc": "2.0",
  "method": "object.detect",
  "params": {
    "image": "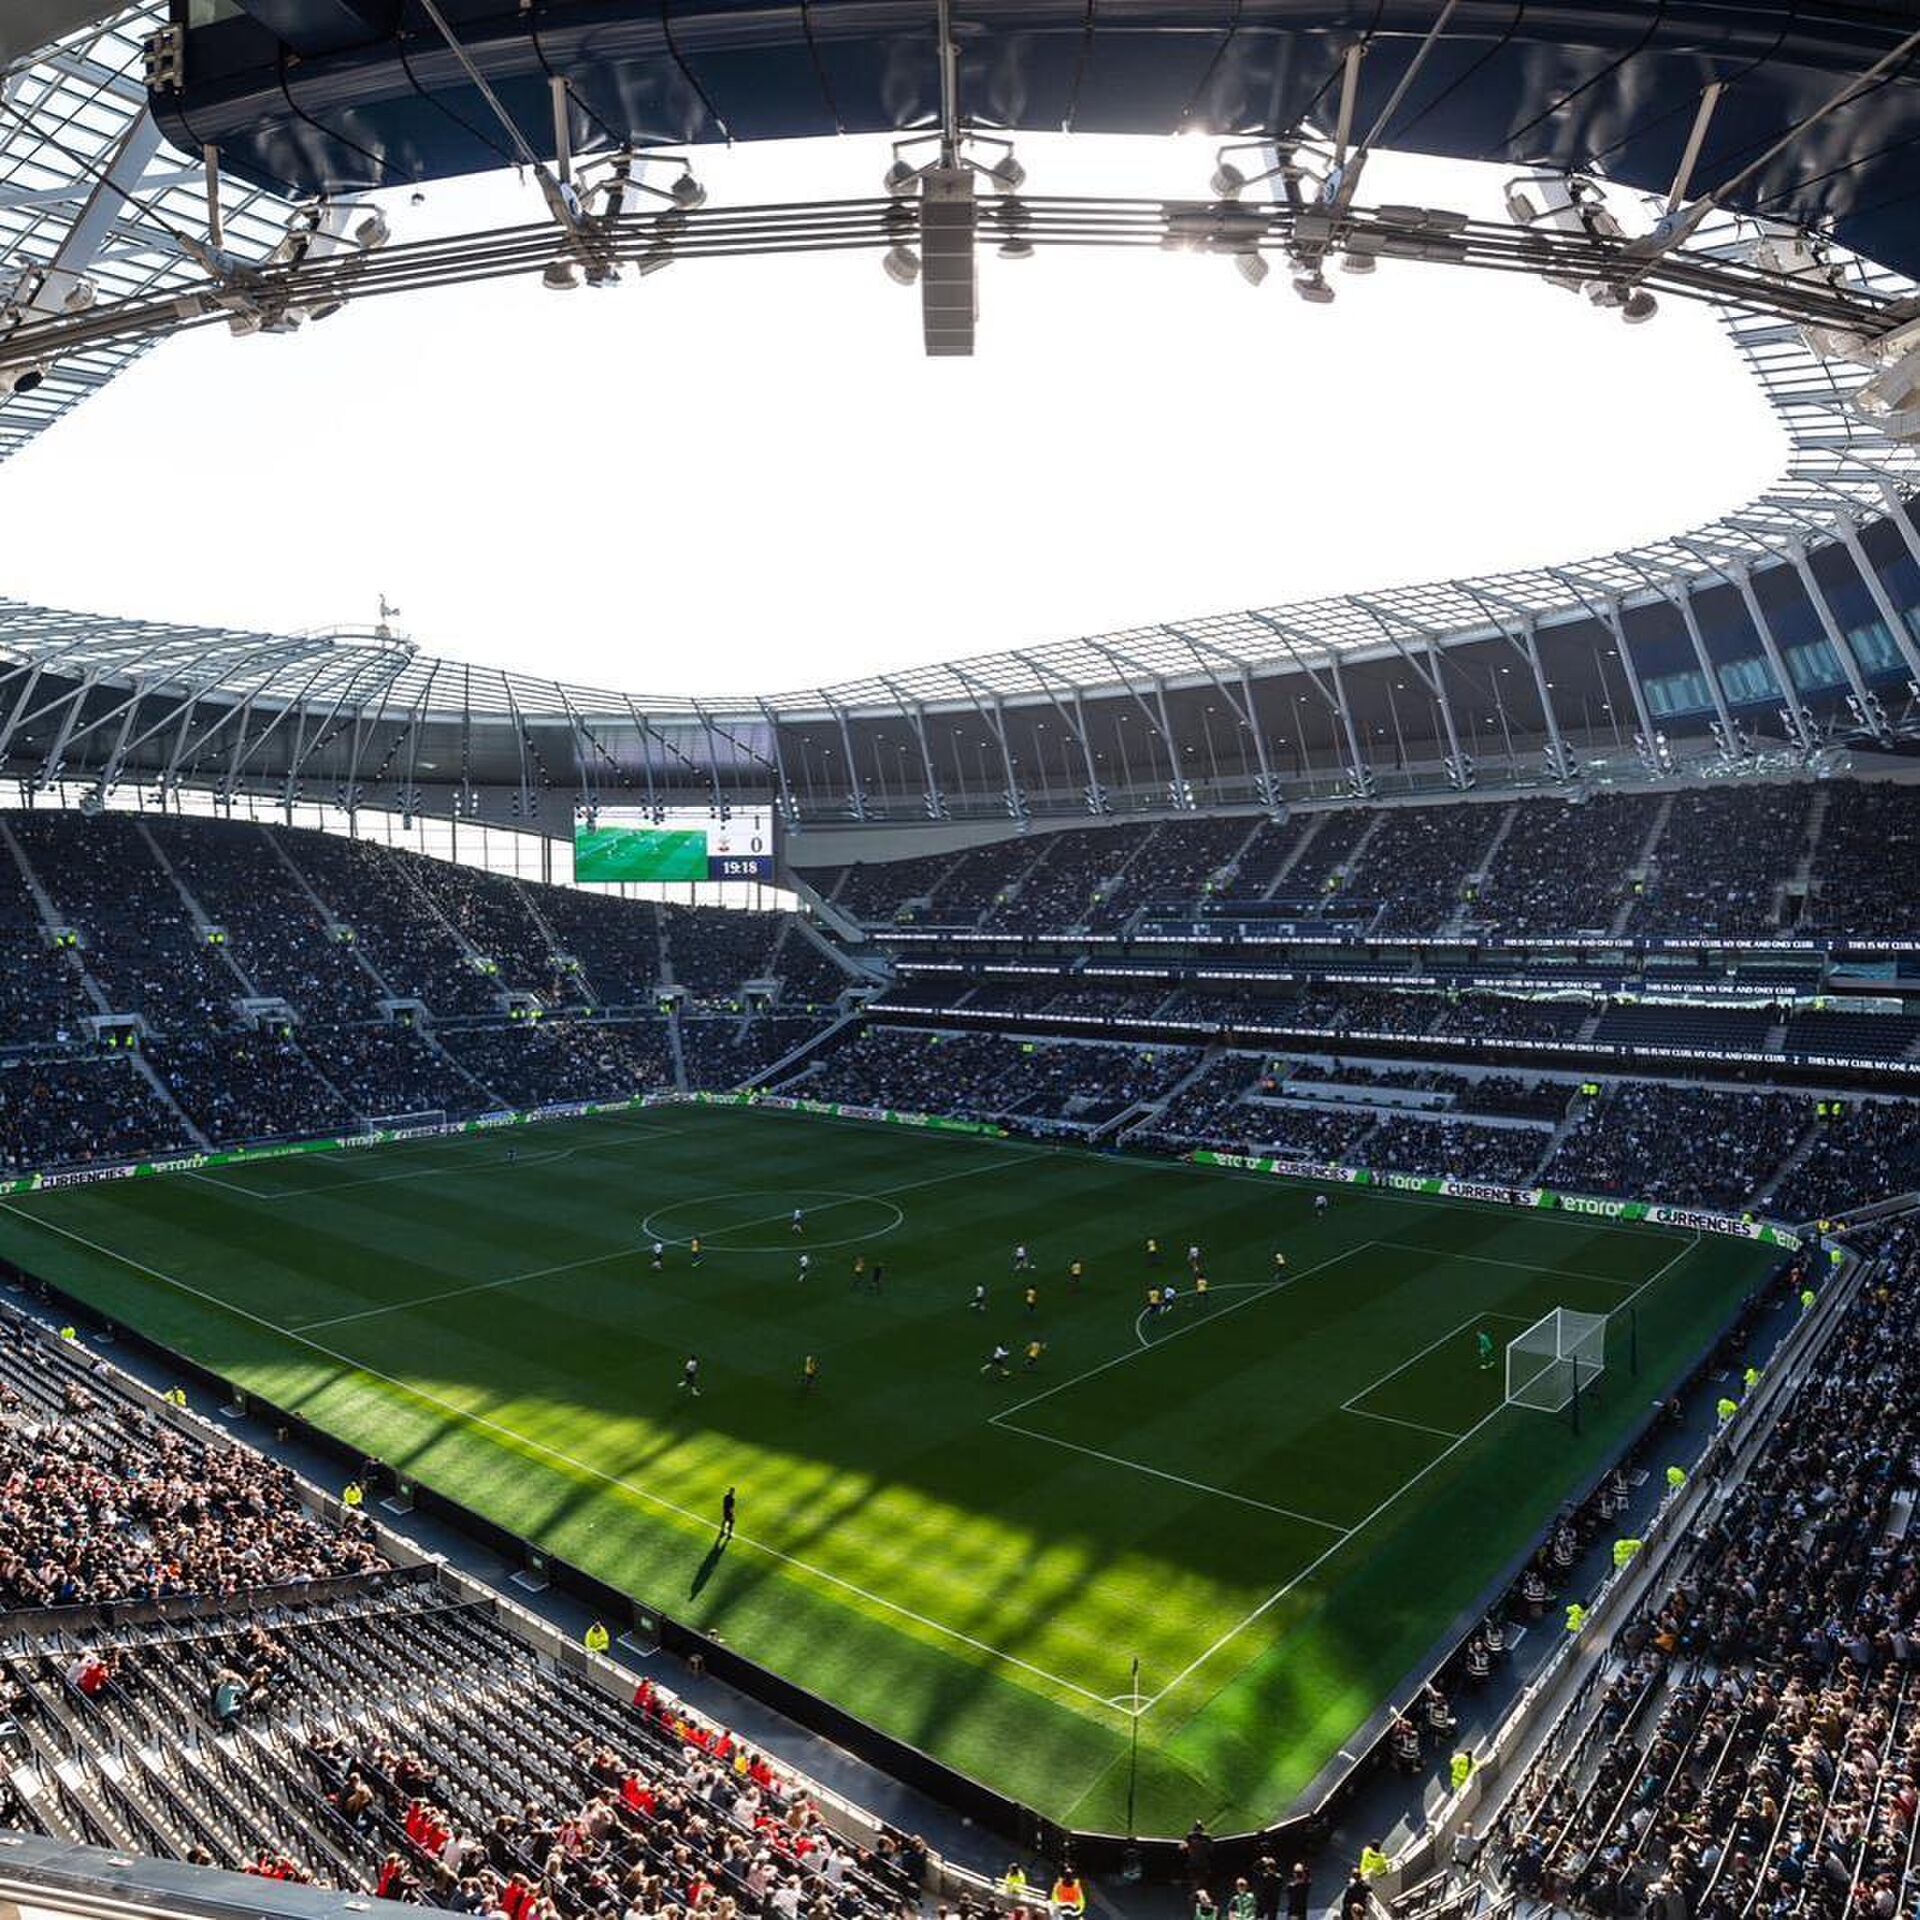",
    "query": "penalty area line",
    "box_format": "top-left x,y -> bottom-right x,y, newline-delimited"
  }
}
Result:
0,1201 -> 1116,1717
989,1416 -> 1351,1535
1134,1235 -> 1706,1722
